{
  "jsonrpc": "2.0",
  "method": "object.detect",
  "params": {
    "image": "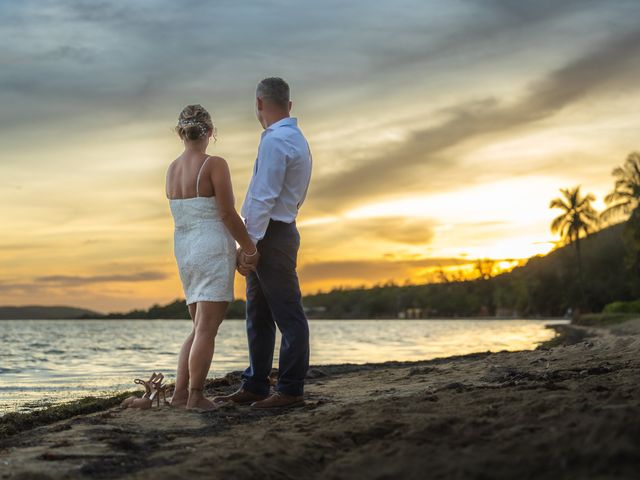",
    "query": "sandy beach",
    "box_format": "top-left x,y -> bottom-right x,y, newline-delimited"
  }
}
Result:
1,319 -> 639,480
